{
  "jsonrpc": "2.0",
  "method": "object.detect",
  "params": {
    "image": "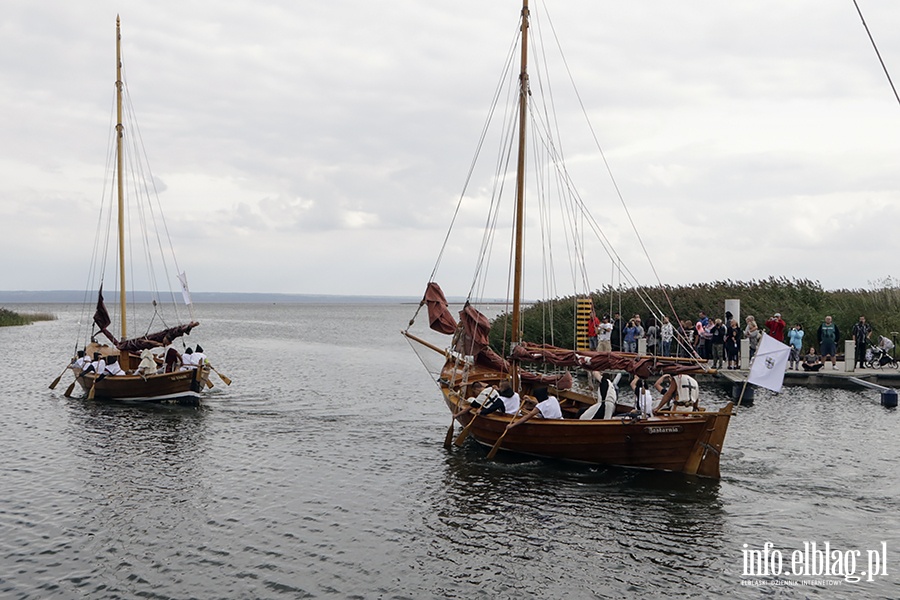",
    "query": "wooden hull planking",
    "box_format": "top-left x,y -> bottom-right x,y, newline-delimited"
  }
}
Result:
442,386 -> 731,479
75,367 -> 209,404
